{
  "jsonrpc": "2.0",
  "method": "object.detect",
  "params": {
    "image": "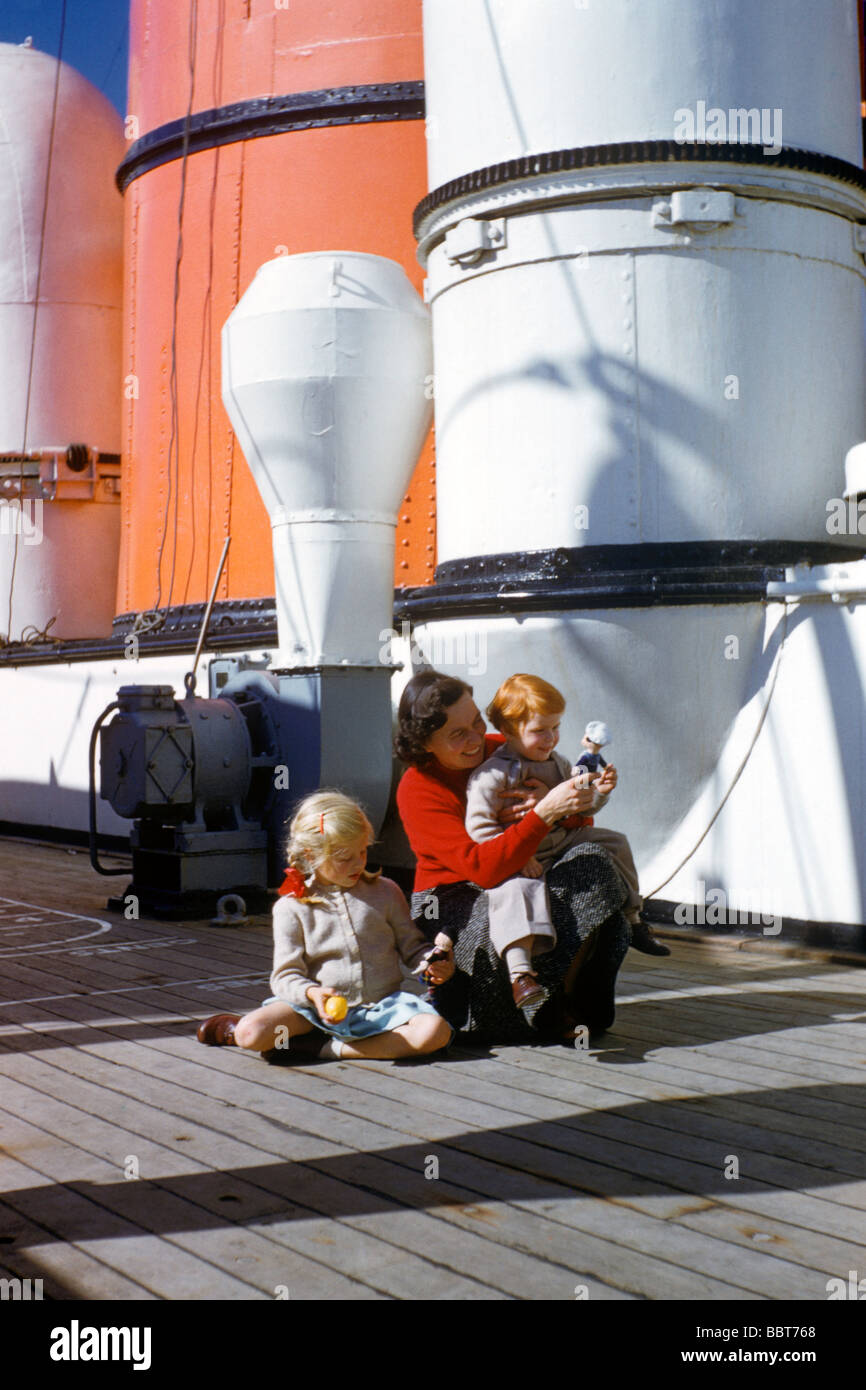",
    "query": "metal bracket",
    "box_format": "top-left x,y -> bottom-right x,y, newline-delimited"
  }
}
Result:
652,189 -> 736,231
444,216 -> 507,266
0,448 -> 120,502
